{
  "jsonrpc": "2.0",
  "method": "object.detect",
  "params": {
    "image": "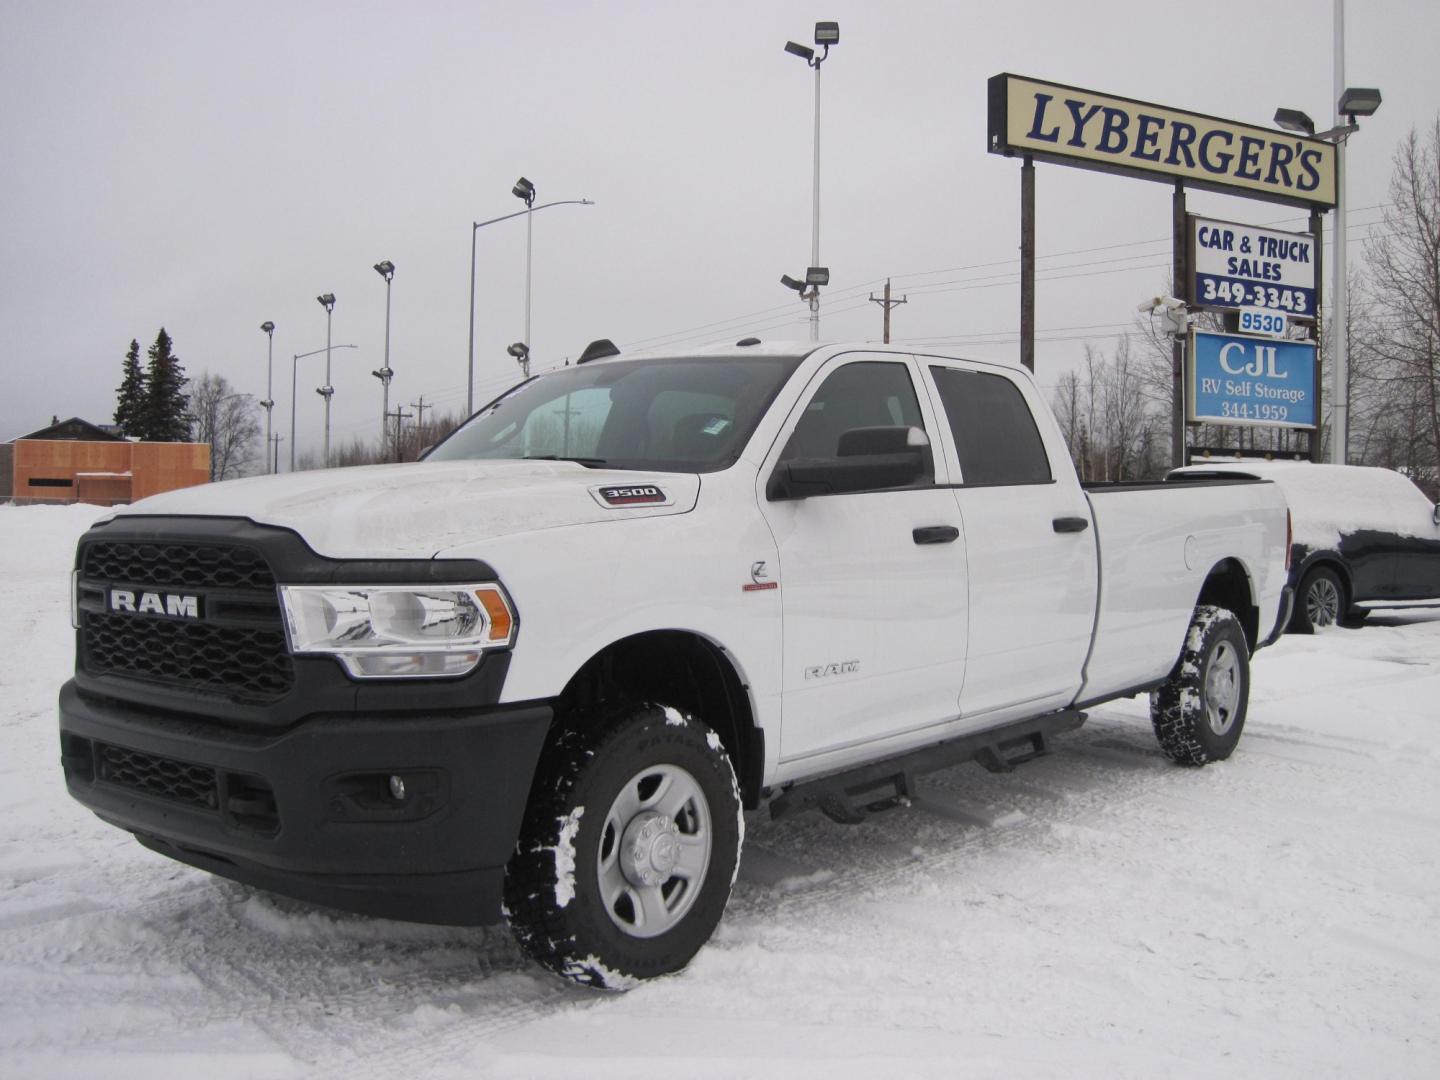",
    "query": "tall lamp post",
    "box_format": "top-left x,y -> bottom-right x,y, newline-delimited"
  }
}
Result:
512,177 -> 537,360
1274,82 -> 1381,465
372,261 -> 395,457
315,293 -> 336,467
783,21 -> 839,341
466,194 -> 594,414
290,343 -> 357,473
259,321 -> 275,474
